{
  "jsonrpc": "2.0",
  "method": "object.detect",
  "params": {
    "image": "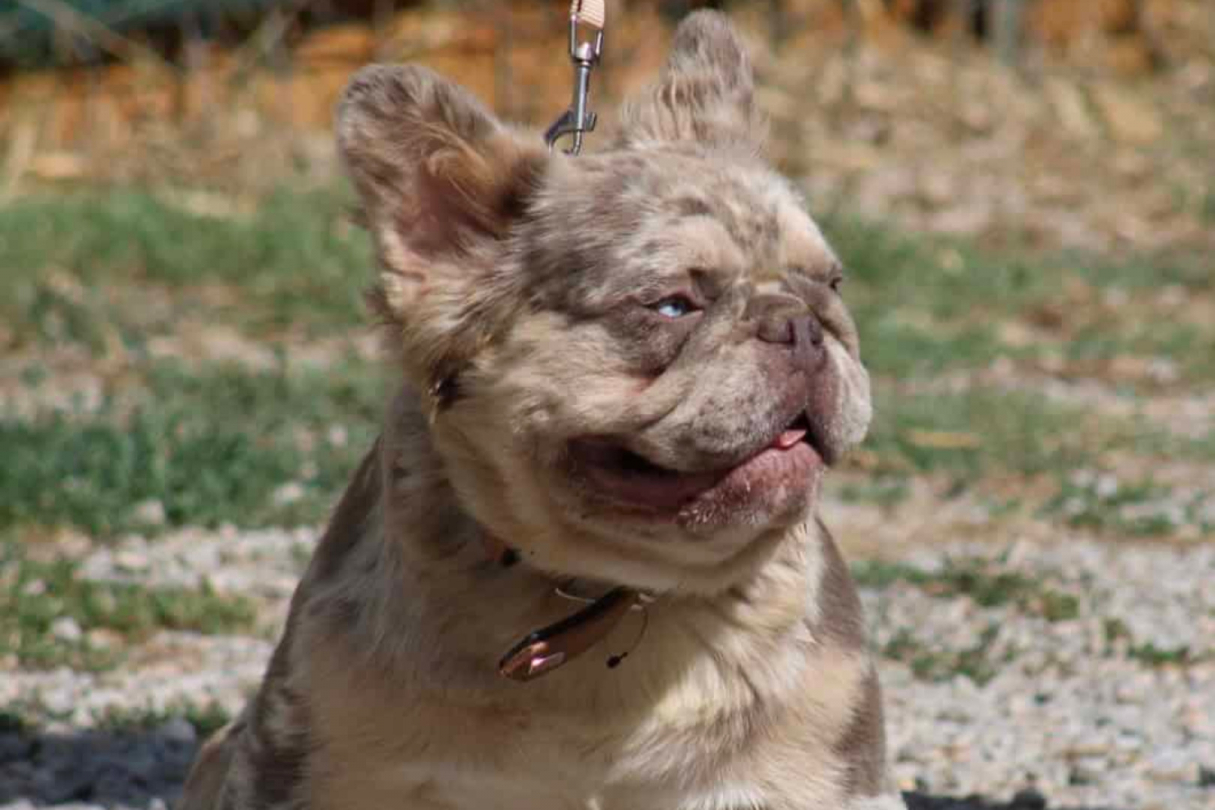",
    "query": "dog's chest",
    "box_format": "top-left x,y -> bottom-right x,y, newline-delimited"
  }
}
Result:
346,749 -> 764,810
309,682 -> 778,810
417,779 -> 767,810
